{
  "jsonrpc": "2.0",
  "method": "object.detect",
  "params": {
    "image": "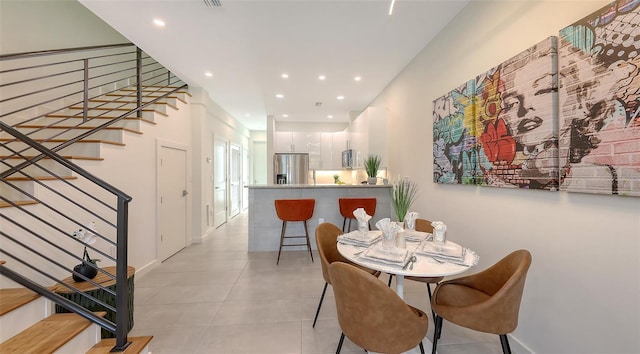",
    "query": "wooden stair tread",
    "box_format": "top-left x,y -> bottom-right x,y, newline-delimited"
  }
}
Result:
3,175 -> 77,181
13,125 -> 142,135
67,107 -> 168,117
43,115 -> 156,125
0,200 -> 38,208
89,98 -> 179,110
0,288 -> 40,316
0,311 -> 106,354
87,336 -> 153,354
0,155 -> 104,161
0,138 -> 125,146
